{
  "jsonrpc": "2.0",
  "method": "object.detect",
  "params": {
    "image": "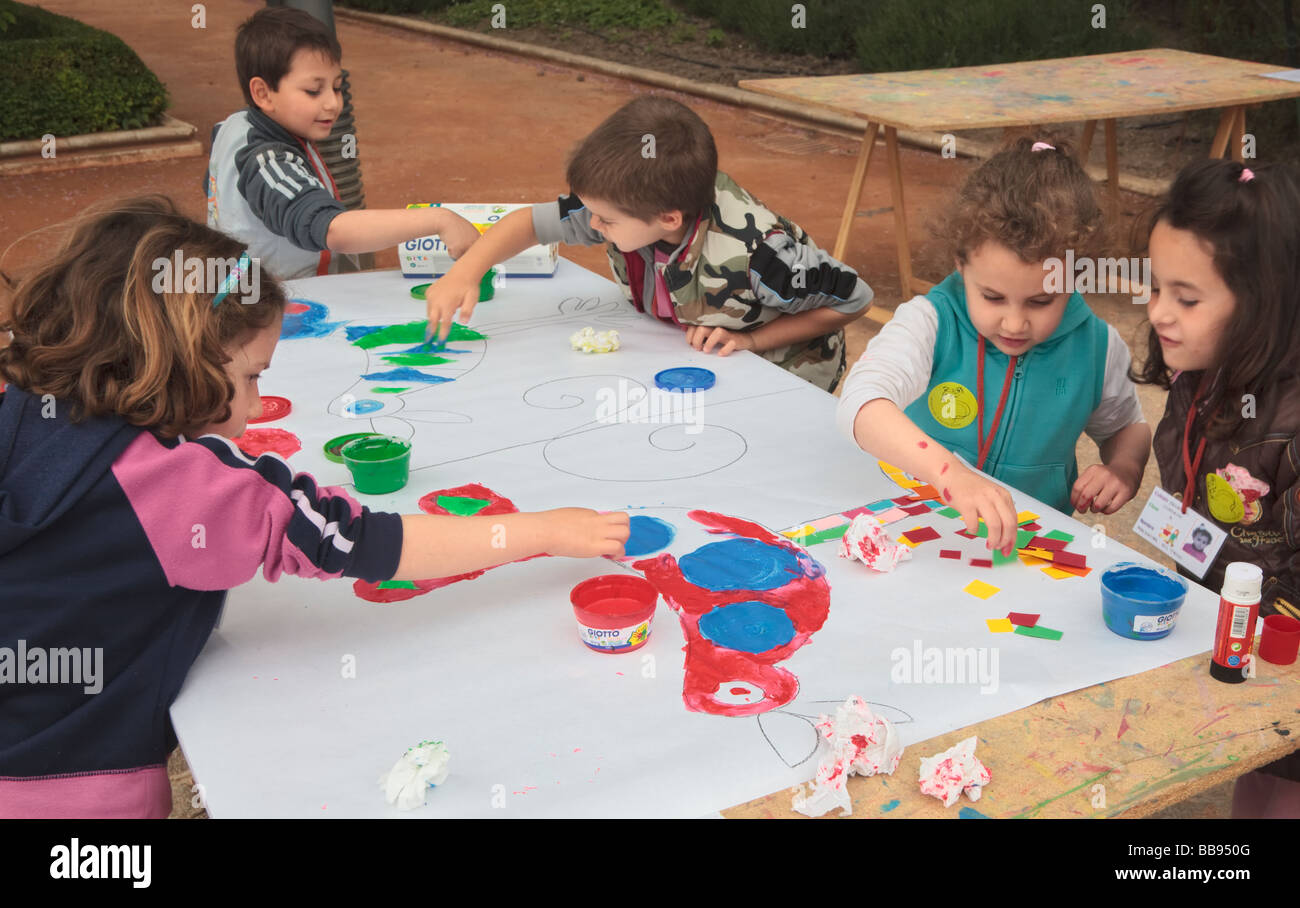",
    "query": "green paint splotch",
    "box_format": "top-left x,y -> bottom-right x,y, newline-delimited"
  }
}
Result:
437,495 -> 491,516
382,353 -> 455,366
371,387 -> 410,394
351,320 -> 485,349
